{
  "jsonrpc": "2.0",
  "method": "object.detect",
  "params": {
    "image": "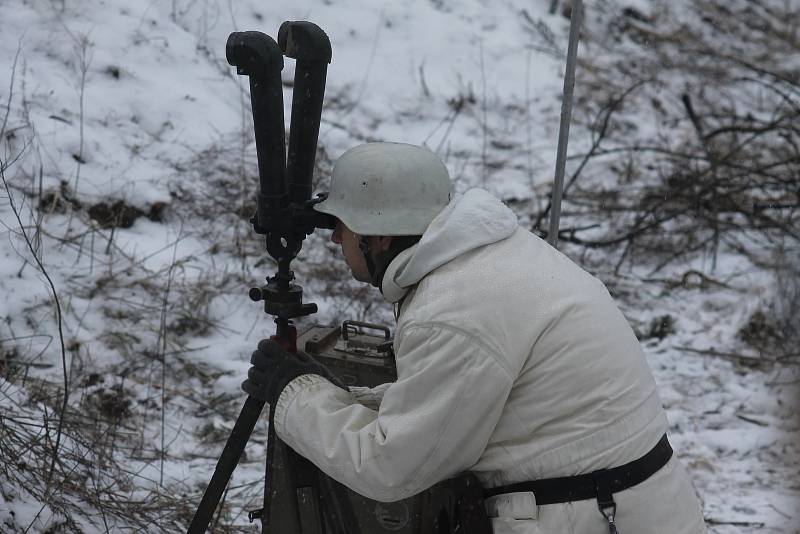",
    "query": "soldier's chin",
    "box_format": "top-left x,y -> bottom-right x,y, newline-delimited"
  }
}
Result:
350,268 -> 371,284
